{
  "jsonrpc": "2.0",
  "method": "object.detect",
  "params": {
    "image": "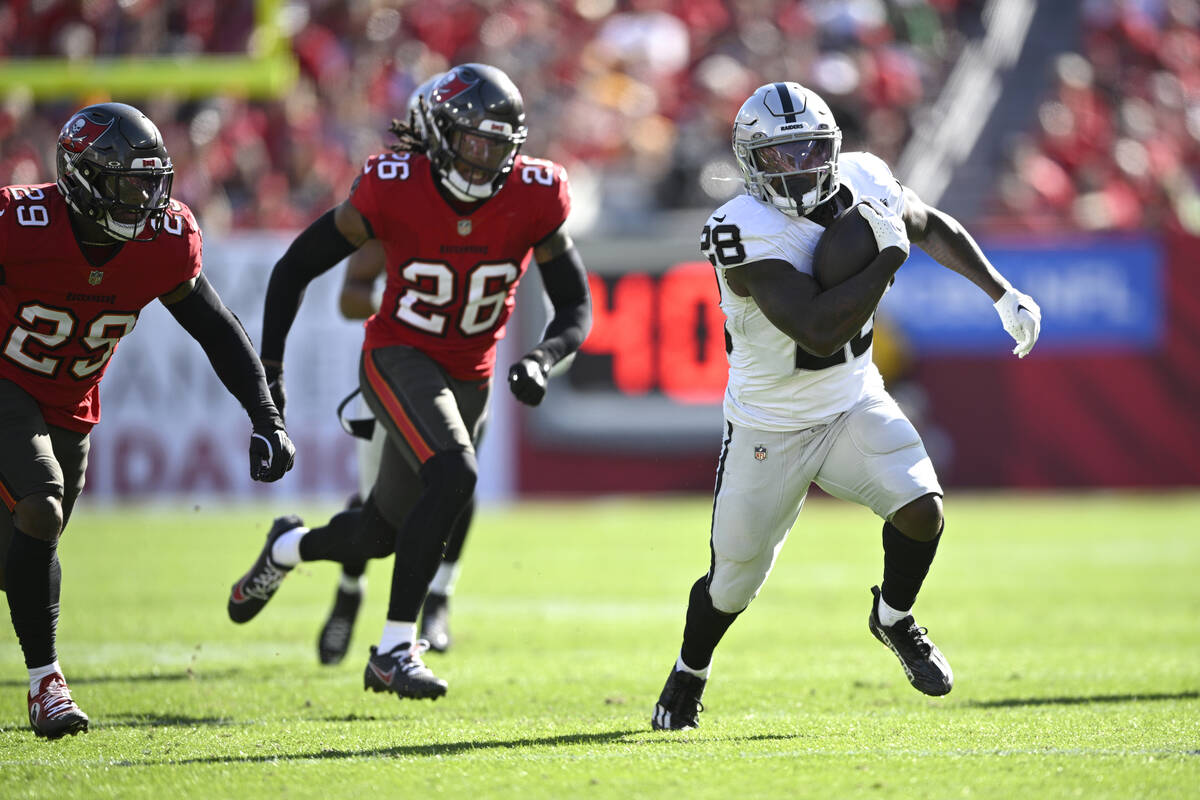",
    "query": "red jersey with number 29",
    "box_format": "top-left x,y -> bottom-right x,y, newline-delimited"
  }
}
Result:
0,184 -> 202,432
349,152 -> 571,380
